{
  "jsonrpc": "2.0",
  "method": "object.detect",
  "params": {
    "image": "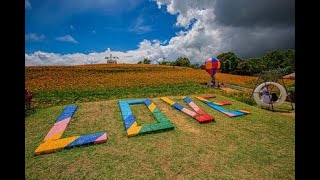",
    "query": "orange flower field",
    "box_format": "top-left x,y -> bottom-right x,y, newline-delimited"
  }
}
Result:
25,64 -> 294,92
